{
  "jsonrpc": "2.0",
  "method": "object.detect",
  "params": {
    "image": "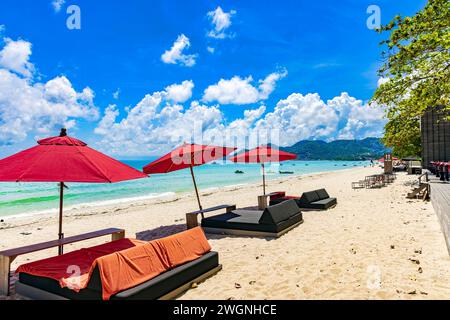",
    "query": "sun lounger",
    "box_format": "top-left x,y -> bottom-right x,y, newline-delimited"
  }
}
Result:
269,189 -> 337,210
201,200 -> 303,238
351,180 -> 367,189
15,227 -> 221,300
